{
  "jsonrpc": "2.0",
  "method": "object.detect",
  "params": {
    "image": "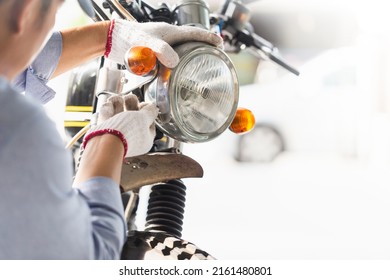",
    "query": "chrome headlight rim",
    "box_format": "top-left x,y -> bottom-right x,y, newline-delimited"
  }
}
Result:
169,44 -> 239,143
